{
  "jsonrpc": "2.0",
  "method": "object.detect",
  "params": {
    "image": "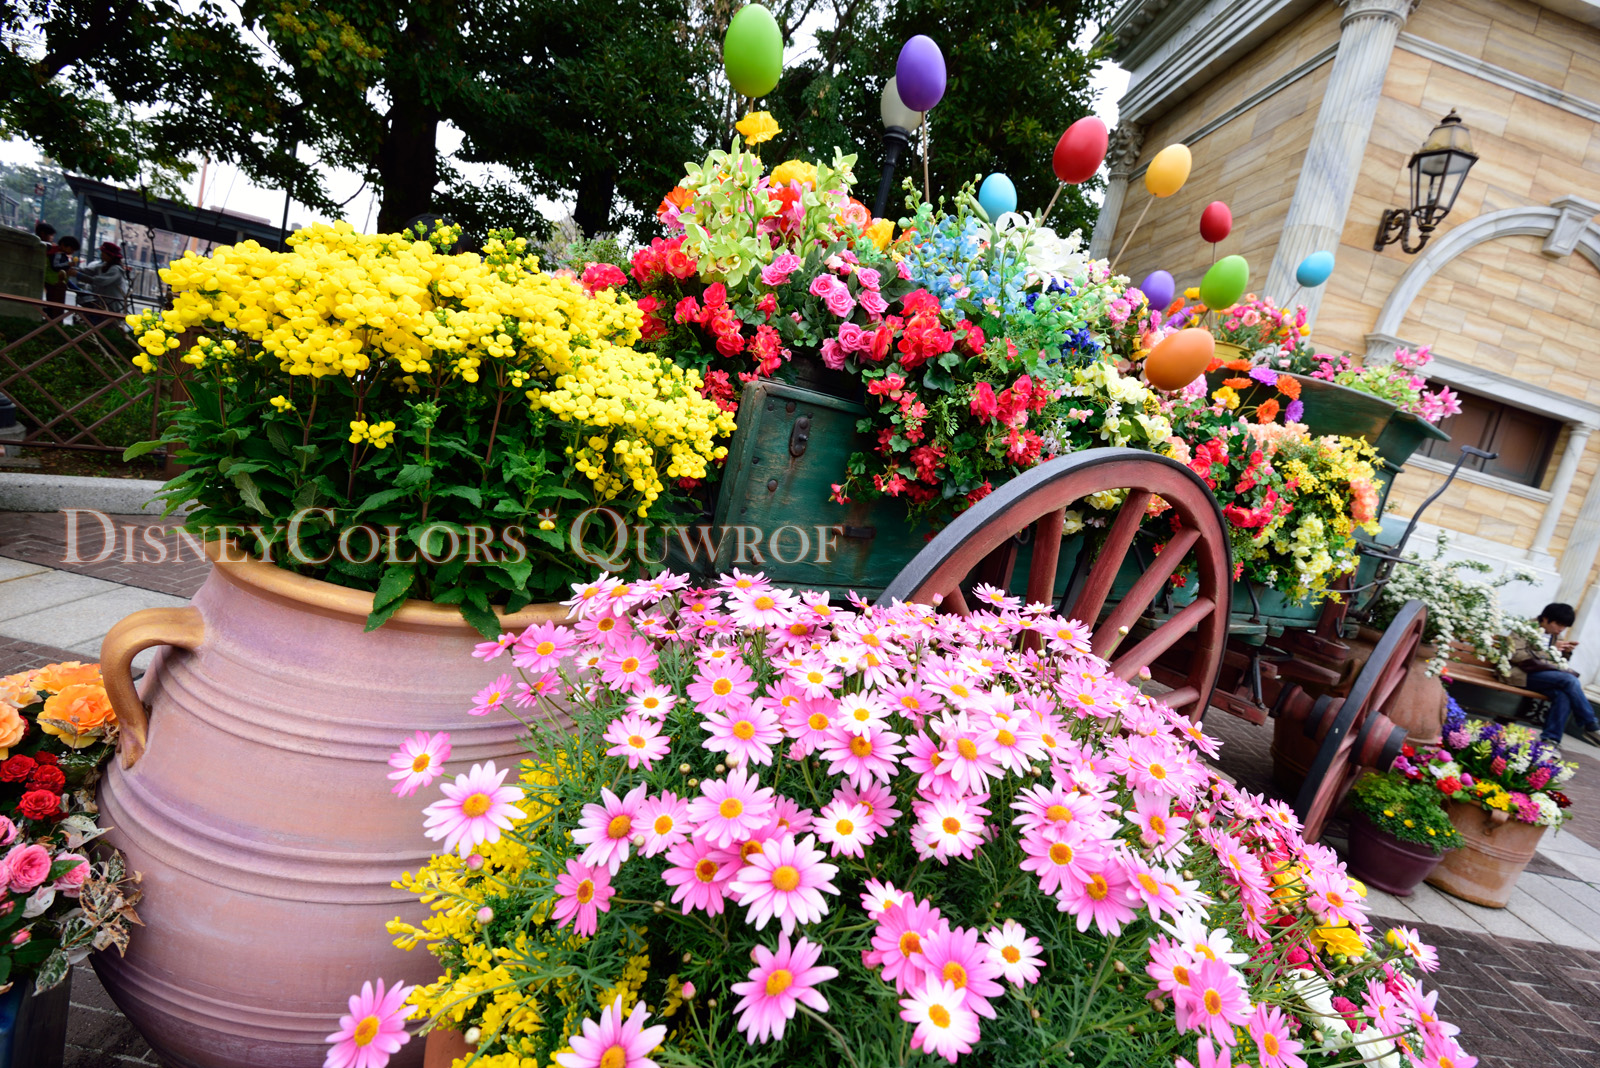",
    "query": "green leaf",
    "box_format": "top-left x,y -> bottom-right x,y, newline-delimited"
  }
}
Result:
397,464 -> 433,489
121,439 -> 163,461
494,556 -> 533,587
438,485 -> 482,507
353,487 -> 412,517
266,422 -> 293,456
33,949 -> 66,992
457,595 -> 500,639
231,471 -> 270,515
370,564 -> 416,612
